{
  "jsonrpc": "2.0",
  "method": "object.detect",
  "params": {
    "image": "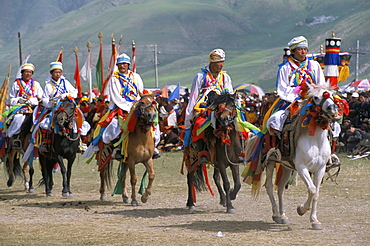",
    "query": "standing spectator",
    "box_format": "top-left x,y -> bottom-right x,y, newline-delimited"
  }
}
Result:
348,92 -> 361,126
